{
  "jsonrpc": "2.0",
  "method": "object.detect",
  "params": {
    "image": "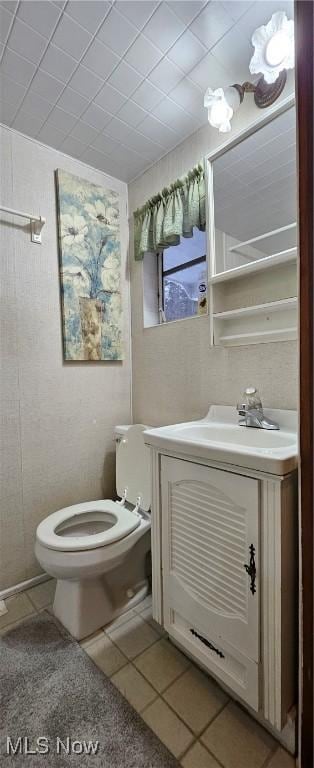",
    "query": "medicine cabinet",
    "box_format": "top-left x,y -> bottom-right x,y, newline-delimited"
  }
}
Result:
206,98 -> 298,346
